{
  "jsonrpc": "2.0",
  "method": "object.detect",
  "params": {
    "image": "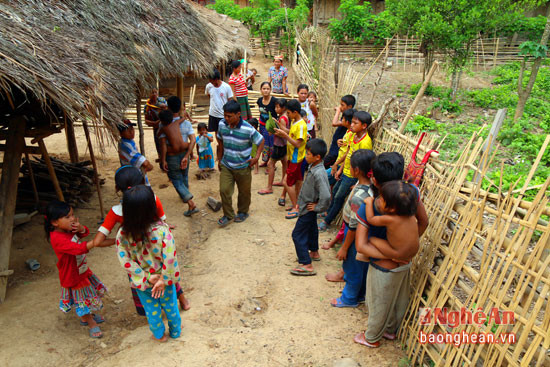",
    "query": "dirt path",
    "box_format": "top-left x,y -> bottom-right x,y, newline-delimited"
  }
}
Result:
0,55 -> 405,367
